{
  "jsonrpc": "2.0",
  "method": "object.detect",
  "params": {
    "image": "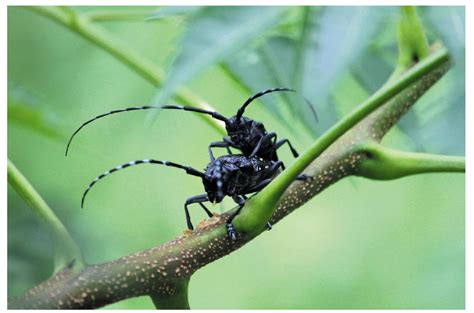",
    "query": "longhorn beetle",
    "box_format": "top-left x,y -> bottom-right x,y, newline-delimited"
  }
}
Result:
81,154 -> 282,241
65,88 -> 317,180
